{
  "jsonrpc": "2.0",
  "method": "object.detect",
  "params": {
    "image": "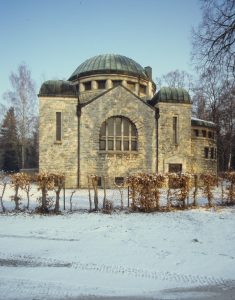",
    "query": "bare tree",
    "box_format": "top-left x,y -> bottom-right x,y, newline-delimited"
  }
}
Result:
0,103 -> 7,125
192,0 -> 235,77
218,81 -> 235,170
192,67 -> 224,123
4,64 -> 37,169
193,66 -> 235,171
156,69 -> 194,92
